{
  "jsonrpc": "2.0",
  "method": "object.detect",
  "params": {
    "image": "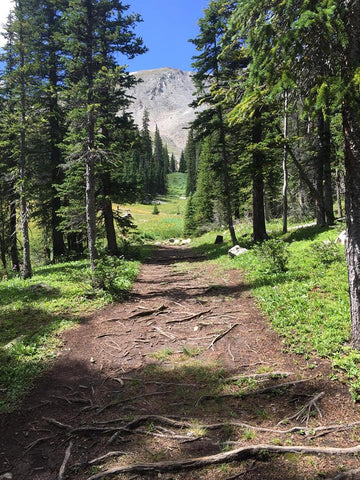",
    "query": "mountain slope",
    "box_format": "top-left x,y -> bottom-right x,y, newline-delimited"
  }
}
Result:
128,67 -> 197,157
